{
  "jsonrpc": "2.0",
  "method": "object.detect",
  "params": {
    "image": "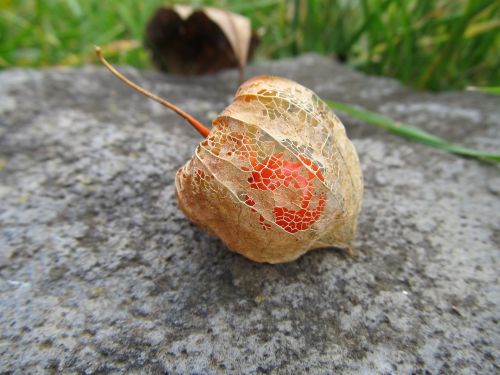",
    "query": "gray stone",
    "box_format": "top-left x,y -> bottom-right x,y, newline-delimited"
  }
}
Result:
0,54 -> 499,374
